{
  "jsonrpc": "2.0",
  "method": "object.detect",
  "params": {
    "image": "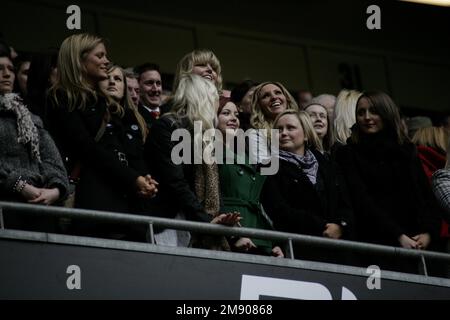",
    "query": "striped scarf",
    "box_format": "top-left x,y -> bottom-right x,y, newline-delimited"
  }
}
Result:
279,149 -> 319,185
